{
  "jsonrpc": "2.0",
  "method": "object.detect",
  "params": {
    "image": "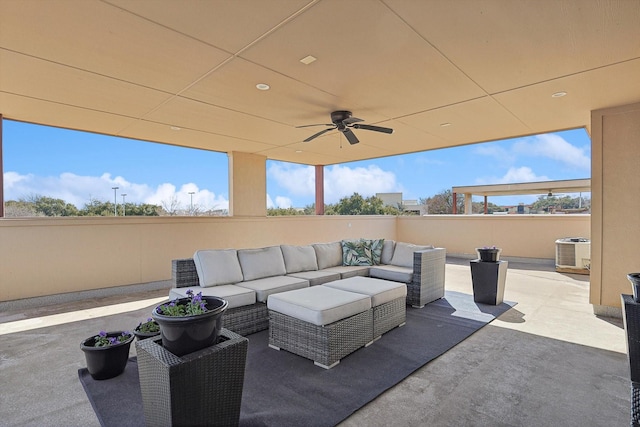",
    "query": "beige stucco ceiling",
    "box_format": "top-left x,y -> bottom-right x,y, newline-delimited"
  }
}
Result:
1,0 -> 639,166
